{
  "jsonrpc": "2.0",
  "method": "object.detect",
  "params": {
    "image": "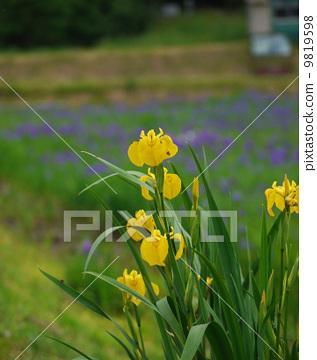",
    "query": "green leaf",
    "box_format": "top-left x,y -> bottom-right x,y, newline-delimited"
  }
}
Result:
205,322 -> 234,360
107,332 -> 136,360
47,336 -> 96,360
40,269 -> 109,319
156,297 -> 185,343
170,163 -> 192,209
82,151 -> 154,192
41,269 -> 135,347
127,240 -> 177,360
84,226 -> 124,272
190,250 -> 246,359
188,145 -> 241,288
180,323 -> 208,360
259,206 -> 269,292
180,322 -> 234,360
79,173 -> 118,195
